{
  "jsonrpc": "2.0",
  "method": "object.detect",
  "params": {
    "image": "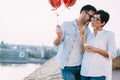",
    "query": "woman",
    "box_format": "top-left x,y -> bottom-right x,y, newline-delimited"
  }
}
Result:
80,10 -> 117,80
